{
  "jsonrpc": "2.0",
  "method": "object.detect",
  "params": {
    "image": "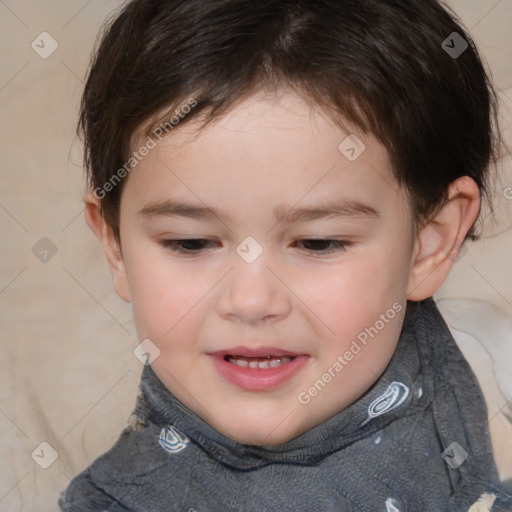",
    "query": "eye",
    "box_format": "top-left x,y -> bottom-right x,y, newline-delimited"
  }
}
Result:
160,239 -> 218,255
159,238 -> 352,256
295,239 -> 352,254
